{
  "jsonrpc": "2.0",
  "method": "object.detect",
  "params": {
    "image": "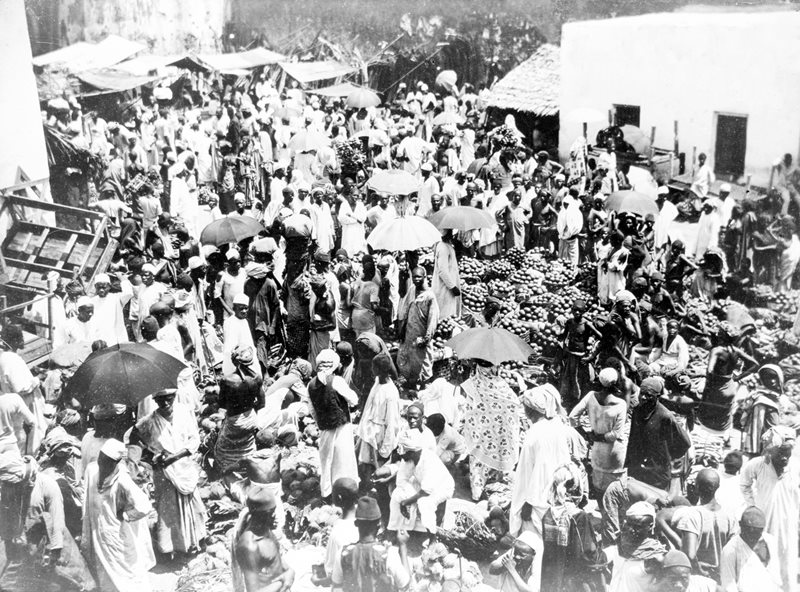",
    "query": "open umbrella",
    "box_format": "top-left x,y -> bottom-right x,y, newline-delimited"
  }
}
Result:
345,88 -> 381,109
605,190 -> 659,217
353,129 -> 390,147
621,124 -> 651,154
289,129 -> 330,153
62,343 -> 187,408
432,112 -> 464,127
427,206 -> 495,231
435,70 -> 458,91
200,216 -> 265,246
367,170 -> 421,196
367,216 -> 442,251
445,327 -> 534,365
